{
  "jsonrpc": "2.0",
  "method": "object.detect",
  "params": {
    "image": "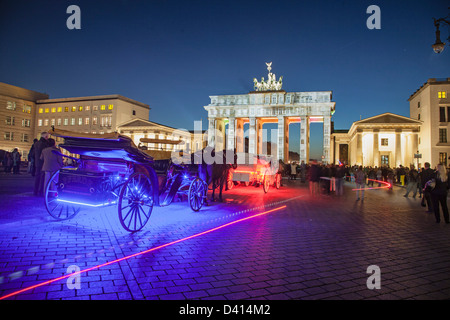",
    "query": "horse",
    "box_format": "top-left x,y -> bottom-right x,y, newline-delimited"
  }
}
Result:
192,147 -> 237,203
